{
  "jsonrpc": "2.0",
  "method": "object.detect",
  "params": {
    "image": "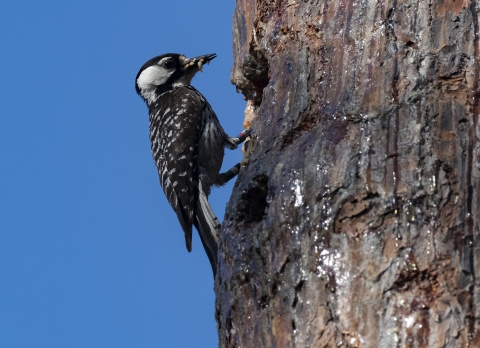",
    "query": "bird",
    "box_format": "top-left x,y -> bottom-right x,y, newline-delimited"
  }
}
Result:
135,53 -> 250,276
